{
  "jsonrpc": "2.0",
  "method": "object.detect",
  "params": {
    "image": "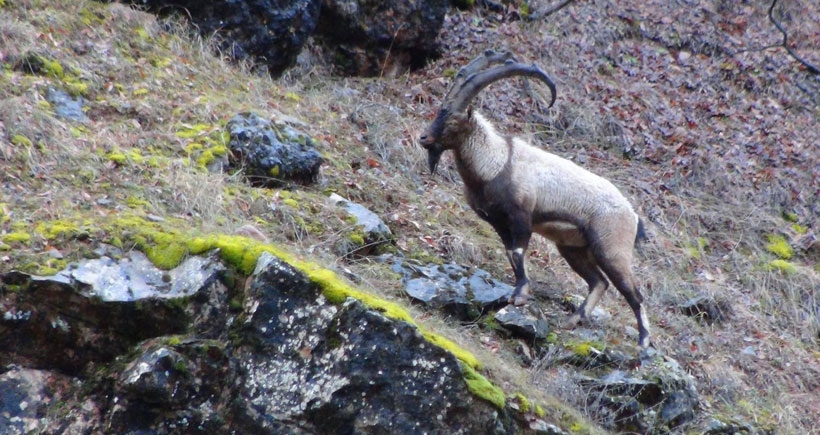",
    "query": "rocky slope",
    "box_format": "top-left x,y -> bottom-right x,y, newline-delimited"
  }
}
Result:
1,0 -> 819,433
